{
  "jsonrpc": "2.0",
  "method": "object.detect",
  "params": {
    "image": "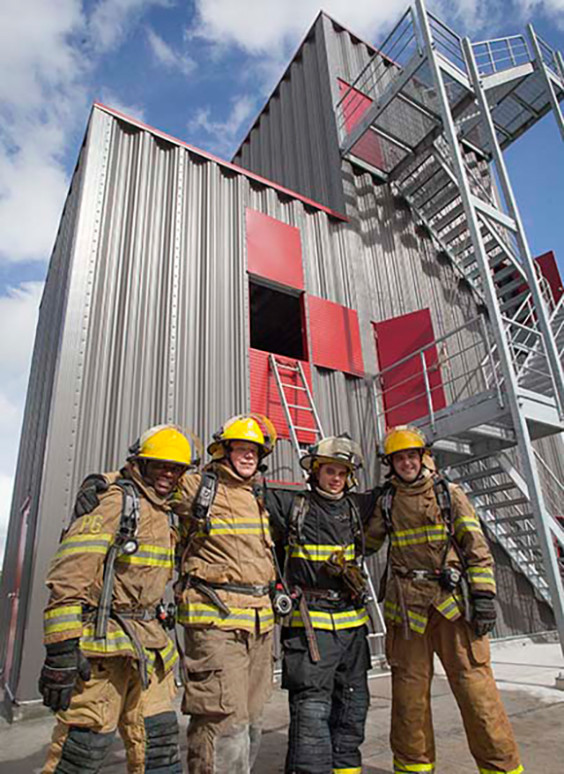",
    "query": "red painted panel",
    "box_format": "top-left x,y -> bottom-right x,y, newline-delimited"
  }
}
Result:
249,349 -> 317,444
308,296 -> 364,376
536,251 -> 563,304
373,309 -> 446,427
337,79 -> 384,171
246,209 -> 304,290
